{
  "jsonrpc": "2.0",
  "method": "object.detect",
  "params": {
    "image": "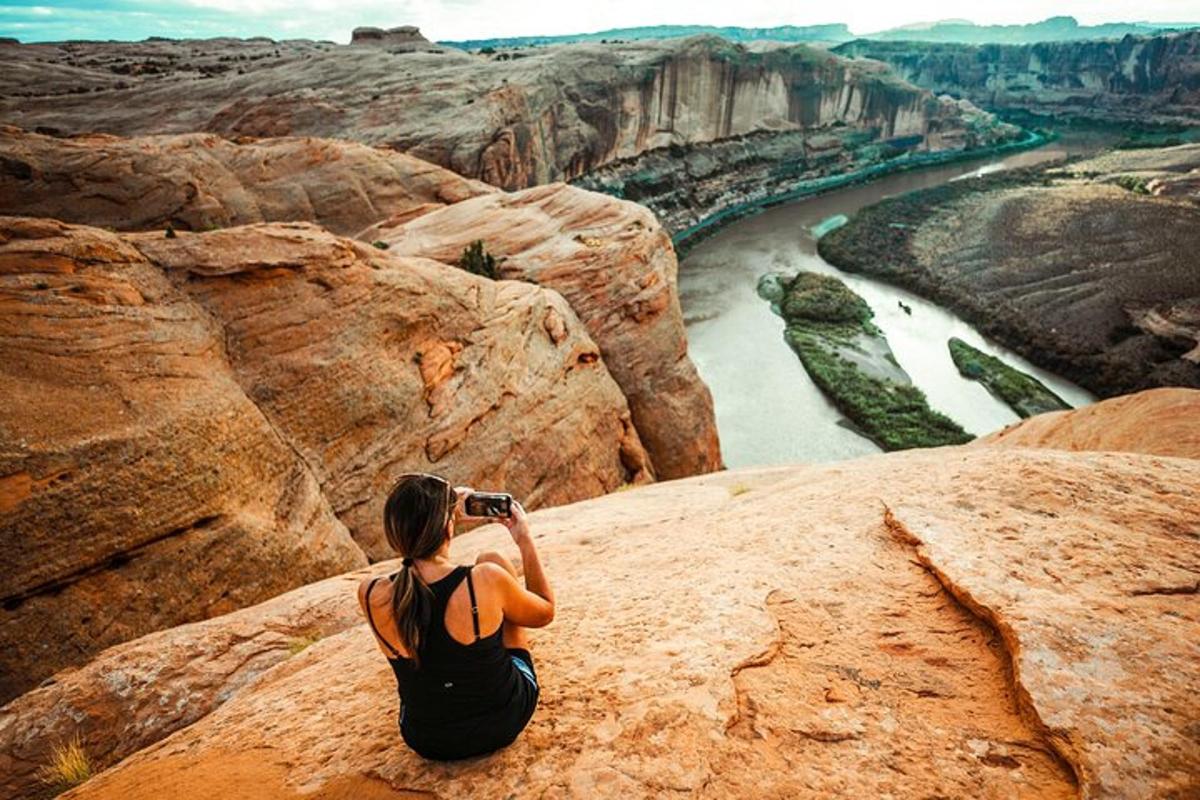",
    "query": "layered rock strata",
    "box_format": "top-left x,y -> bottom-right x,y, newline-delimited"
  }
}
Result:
834,32 -> 1200,126
819,149 -> 1200,397
5,435 -> 1194,799
0,129 -> 722,481
0,126 -> 494,235
378,182 -> 722,479
0,35 -> 1017,198
0,215 -> 654,697
0,217 -> 368,702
